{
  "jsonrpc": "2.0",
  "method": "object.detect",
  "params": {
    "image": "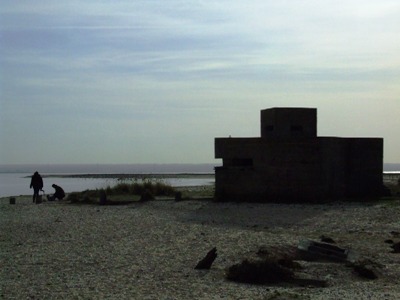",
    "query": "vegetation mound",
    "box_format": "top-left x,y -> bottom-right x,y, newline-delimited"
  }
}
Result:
67,180 -> 176,204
